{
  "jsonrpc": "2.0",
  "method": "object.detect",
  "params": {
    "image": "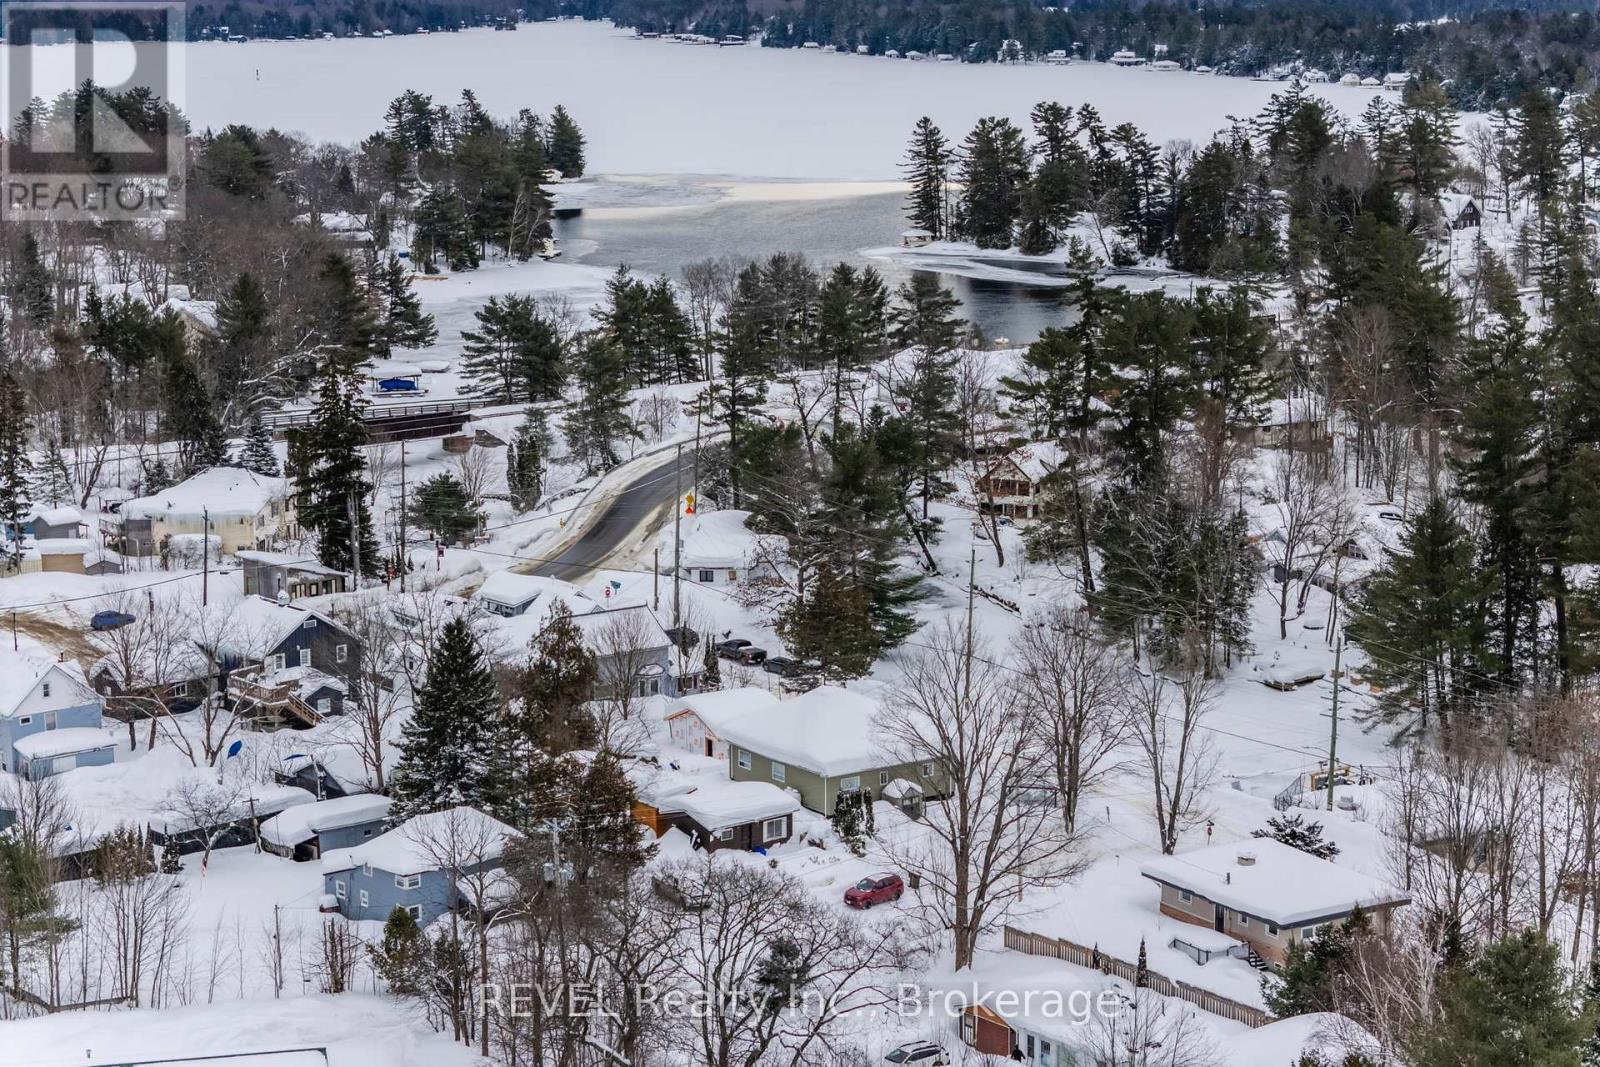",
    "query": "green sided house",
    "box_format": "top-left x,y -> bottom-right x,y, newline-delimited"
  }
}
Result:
719,685 -> 945,816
